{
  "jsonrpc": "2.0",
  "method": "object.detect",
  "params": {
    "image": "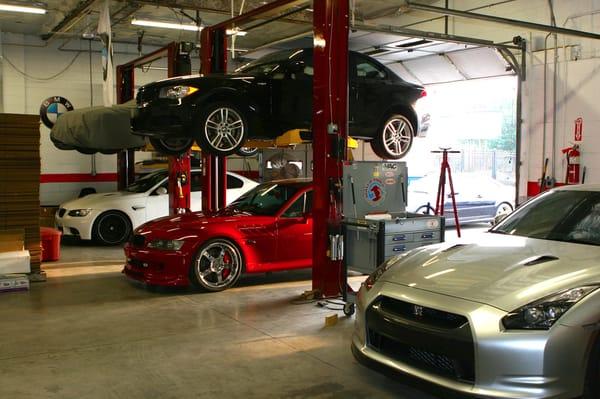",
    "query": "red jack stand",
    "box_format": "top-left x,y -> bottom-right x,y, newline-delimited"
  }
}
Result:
432,148 -> 461,237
